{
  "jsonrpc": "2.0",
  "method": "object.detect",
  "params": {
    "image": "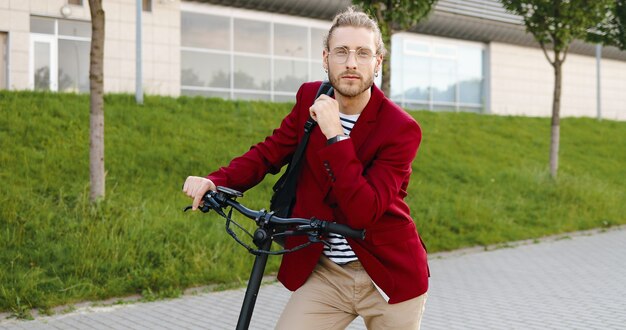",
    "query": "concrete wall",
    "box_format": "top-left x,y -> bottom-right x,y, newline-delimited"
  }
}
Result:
490,42 -> 625,121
